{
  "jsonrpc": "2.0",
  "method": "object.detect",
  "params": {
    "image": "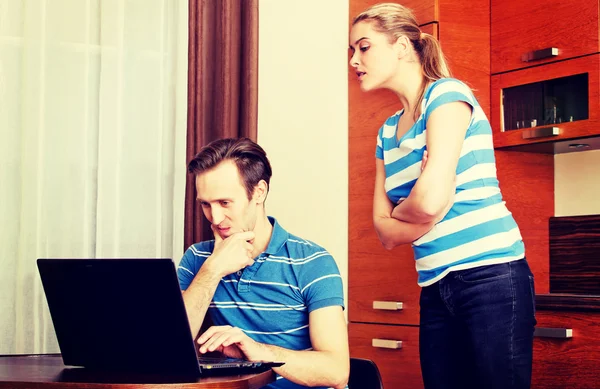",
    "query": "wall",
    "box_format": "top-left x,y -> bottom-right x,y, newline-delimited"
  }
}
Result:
555,150 -> 600,216
257,0 -> 350,311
